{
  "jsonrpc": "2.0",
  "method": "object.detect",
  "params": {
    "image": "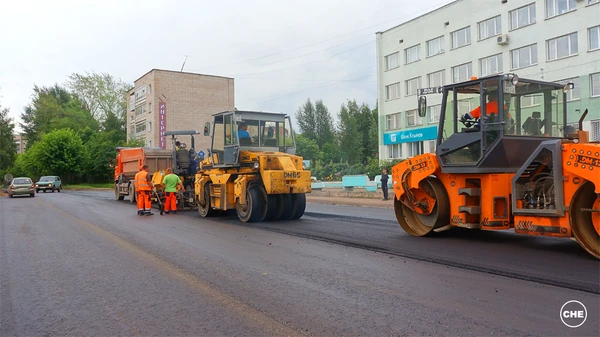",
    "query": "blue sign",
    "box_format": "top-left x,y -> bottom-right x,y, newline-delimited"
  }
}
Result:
383,125 -> 438,145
